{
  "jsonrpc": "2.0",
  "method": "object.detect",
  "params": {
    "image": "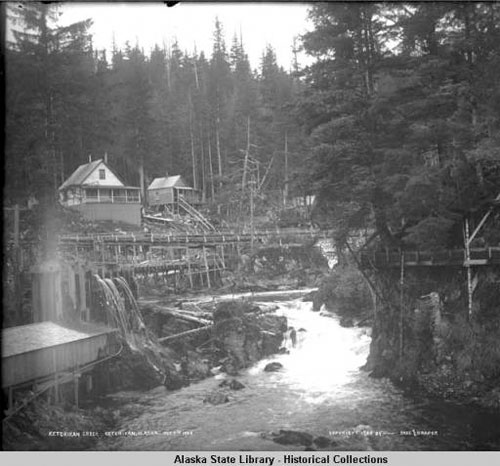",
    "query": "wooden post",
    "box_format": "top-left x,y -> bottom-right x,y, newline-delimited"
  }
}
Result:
52,349 -> 59,404
250,177 -> 255,251
465,218 -> 473,319
284,132 -> 288,207
219,244 -> 226,269
186,247 -> 193,288
74,370 -> 80,409
13,204 -> 22,323
203,246 -> 211,288
8,386 -> 13,412
399,252 -> 405,360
